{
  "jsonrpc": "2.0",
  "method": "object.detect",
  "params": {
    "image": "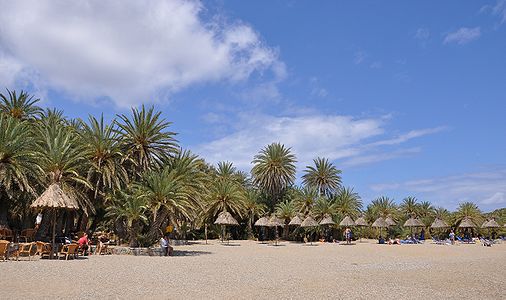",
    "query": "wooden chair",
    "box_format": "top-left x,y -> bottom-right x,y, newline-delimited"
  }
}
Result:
59,244 -> 78,260
0,229 -> 13,241
36,241 -> 52,258
0,240 -> 9,261
14,243 -> 37,261
20,229 -> 36,242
